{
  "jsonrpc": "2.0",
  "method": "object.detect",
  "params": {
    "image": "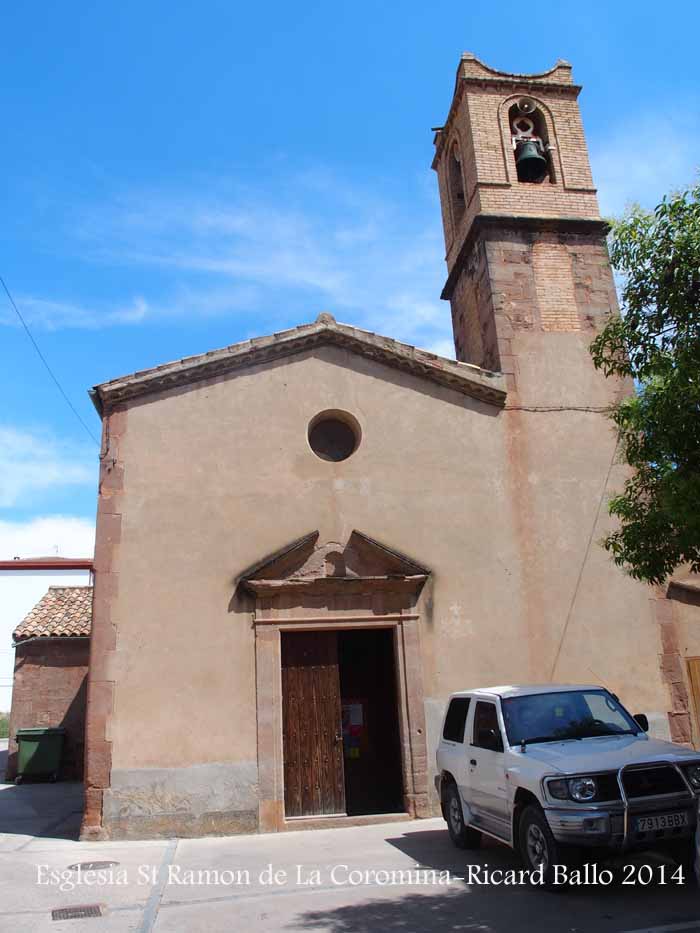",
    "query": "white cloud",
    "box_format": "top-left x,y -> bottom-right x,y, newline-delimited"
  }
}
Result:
0,295 -> 150,331
14,103 -> 695,354
590,109 -> 700,217
2,170 -> 455,355
0,515 -> 95,560
5,286 -> 263,331
0,426 -> 96,508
